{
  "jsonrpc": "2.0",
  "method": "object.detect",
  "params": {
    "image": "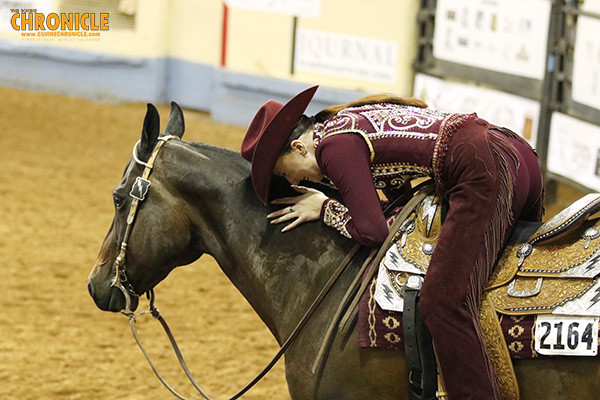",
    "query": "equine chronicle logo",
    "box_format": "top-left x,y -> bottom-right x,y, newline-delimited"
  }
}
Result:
10,8 -> 109,41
